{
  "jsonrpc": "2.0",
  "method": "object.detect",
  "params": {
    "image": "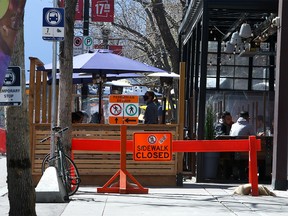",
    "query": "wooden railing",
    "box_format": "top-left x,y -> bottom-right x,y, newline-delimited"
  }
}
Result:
31,123 -> 180,186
